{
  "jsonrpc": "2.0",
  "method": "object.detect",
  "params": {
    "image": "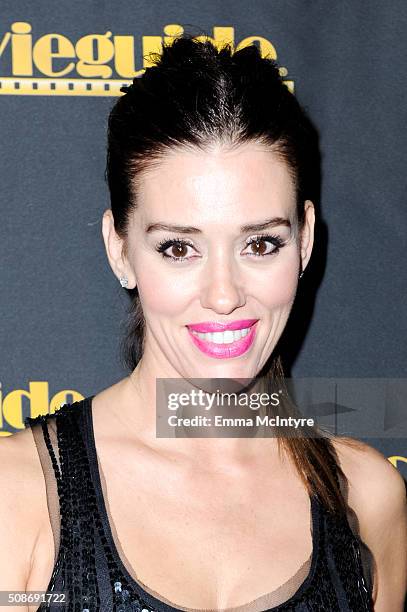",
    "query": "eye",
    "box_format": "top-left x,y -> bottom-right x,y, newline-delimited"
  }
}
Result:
155,233 -> 286,263
243,234 -> 285,257
155,238 -> 197,262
